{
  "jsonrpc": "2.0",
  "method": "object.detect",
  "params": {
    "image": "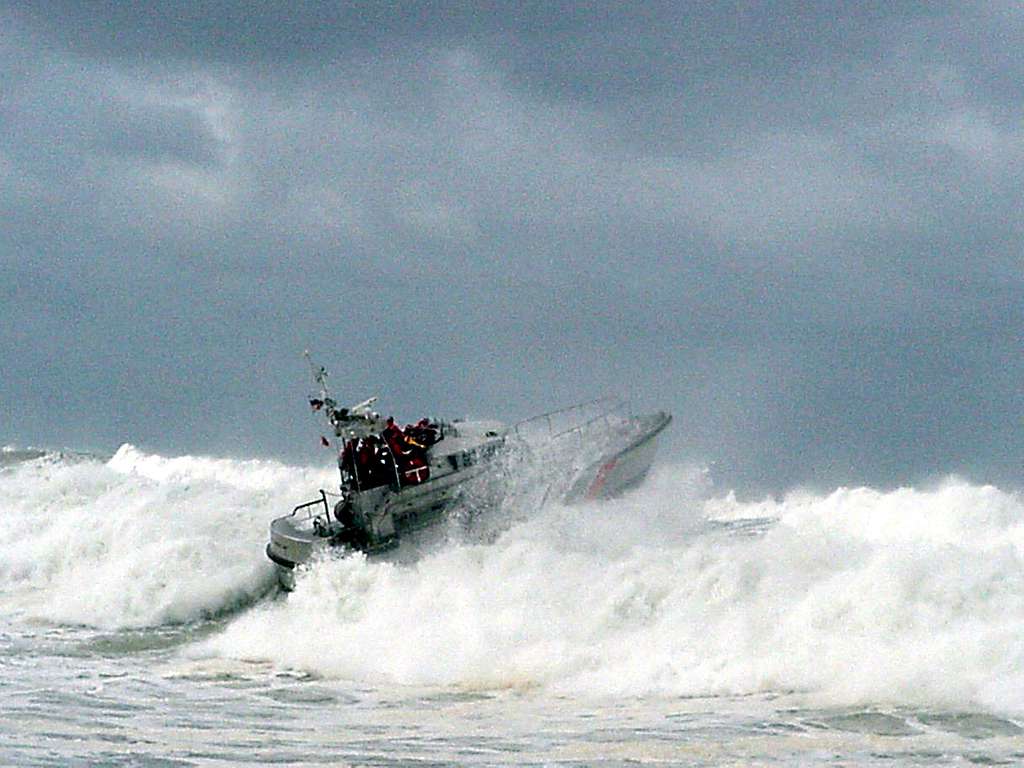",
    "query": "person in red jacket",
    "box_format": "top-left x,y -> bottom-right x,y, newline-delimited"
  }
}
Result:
382,417 -> 408,457
382,416 -> 432,485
